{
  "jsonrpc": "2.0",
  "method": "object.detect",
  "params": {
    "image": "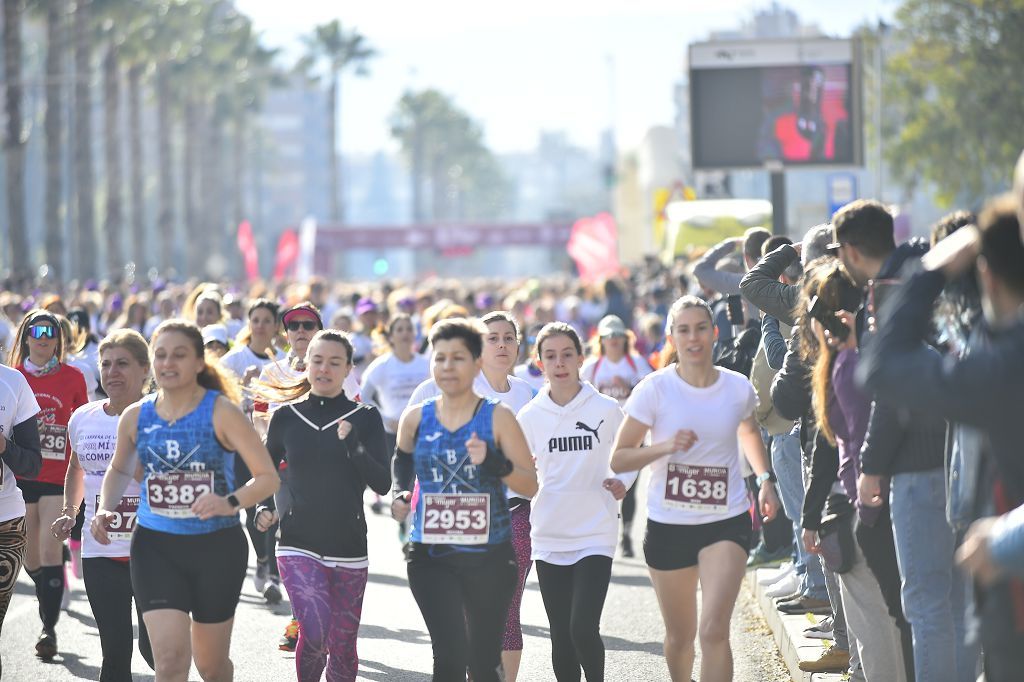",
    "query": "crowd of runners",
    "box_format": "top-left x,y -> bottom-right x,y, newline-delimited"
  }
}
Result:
0,152 -> 1023,682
